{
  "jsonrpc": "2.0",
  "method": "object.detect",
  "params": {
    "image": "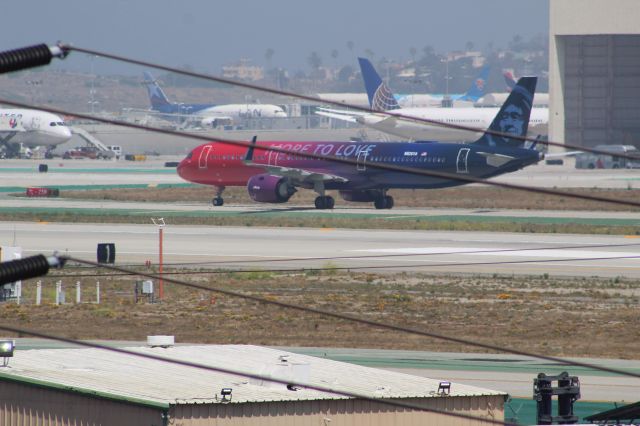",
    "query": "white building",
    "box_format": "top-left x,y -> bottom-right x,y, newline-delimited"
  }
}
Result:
0,344 -> 507,425
550,0 -> 640,148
